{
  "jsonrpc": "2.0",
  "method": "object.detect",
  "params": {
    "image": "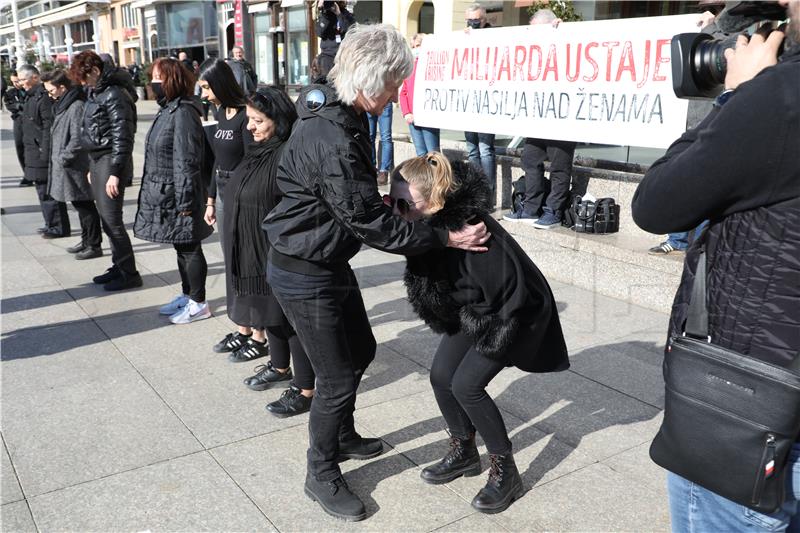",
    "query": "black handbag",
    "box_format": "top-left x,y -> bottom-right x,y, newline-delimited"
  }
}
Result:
649,248 -> 800,513
593,198 -> 620,234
